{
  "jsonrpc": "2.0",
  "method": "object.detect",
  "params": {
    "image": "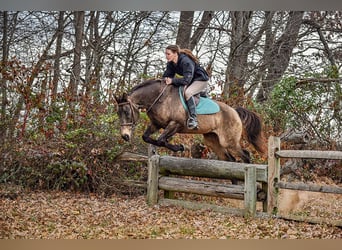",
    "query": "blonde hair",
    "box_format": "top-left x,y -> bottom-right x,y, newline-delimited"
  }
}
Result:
166,44 -> 199,64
